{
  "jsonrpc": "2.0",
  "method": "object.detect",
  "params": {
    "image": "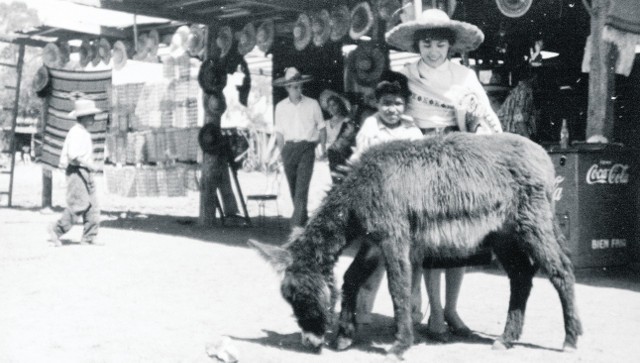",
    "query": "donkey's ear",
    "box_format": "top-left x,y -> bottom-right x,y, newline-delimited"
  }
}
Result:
248,239 -> 293,273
